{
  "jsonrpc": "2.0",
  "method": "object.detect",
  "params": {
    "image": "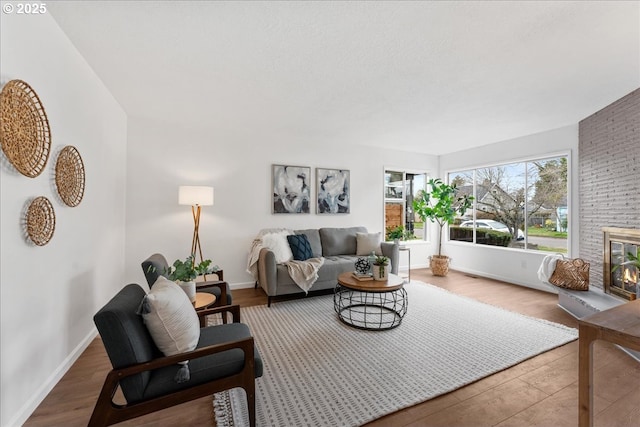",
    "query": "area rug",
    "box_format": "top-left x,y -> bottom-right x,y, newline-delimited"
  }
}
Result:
212,281 -> 577,427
